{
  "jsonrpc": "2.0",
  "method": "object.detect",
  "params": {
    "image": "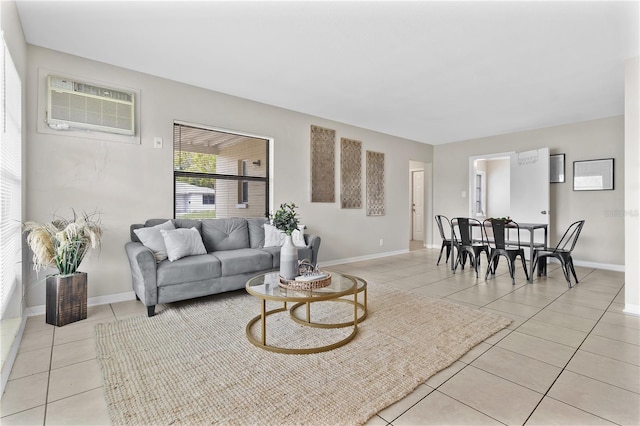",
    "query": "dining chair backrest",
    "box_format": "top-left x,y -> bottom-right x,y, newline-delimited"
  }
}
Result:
451,217 -> 467,245
452,217 -> 485,246
484,218 -> 521,250
435,215 -> 450,240
554,220 -> 585,252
